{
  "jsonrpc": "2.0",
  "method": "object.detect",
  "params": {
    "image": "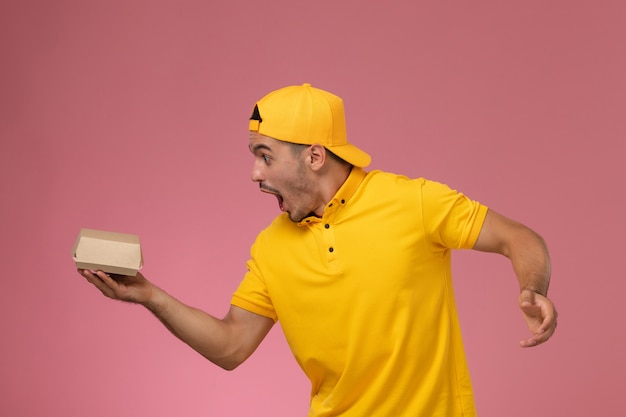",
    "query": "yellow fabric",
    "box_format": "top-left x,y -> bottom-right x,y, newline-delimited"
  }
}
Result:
232,168 -> 488,416
249,83 -> 371,167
